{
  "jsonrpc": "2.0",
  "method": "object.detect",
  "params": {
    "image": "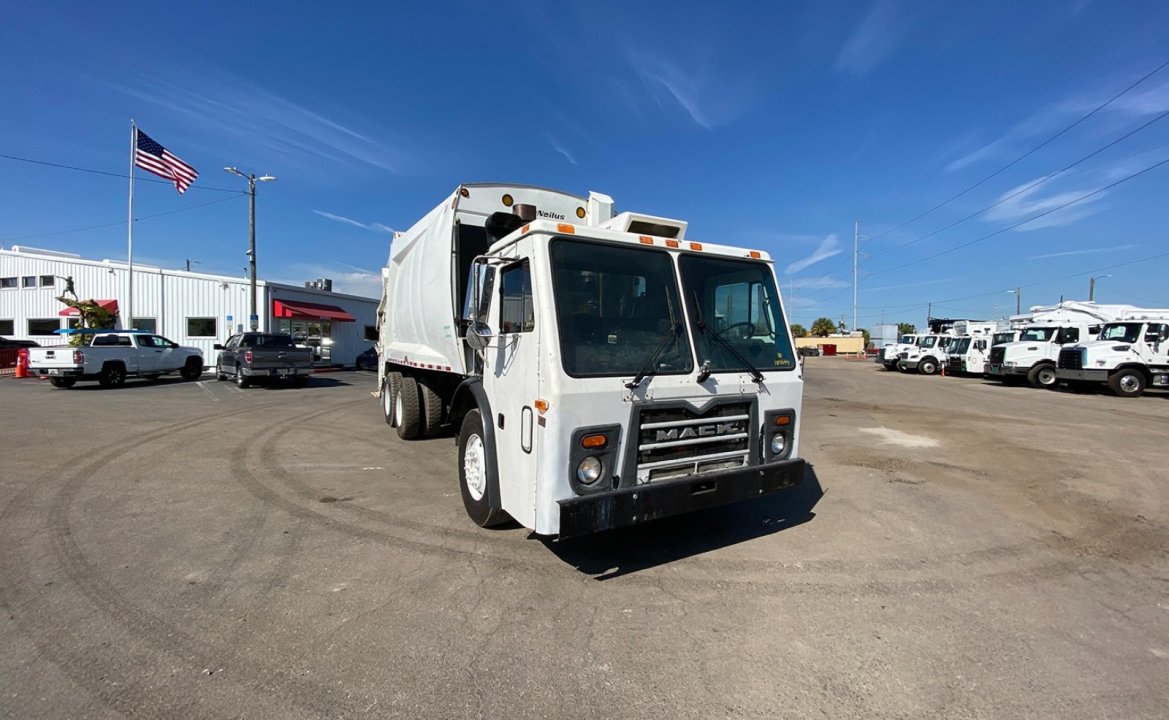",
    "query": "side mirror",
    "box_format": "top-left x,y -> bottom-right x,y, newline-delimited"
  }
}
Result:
214,344 -> 224,350
466,321 -> 493,352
